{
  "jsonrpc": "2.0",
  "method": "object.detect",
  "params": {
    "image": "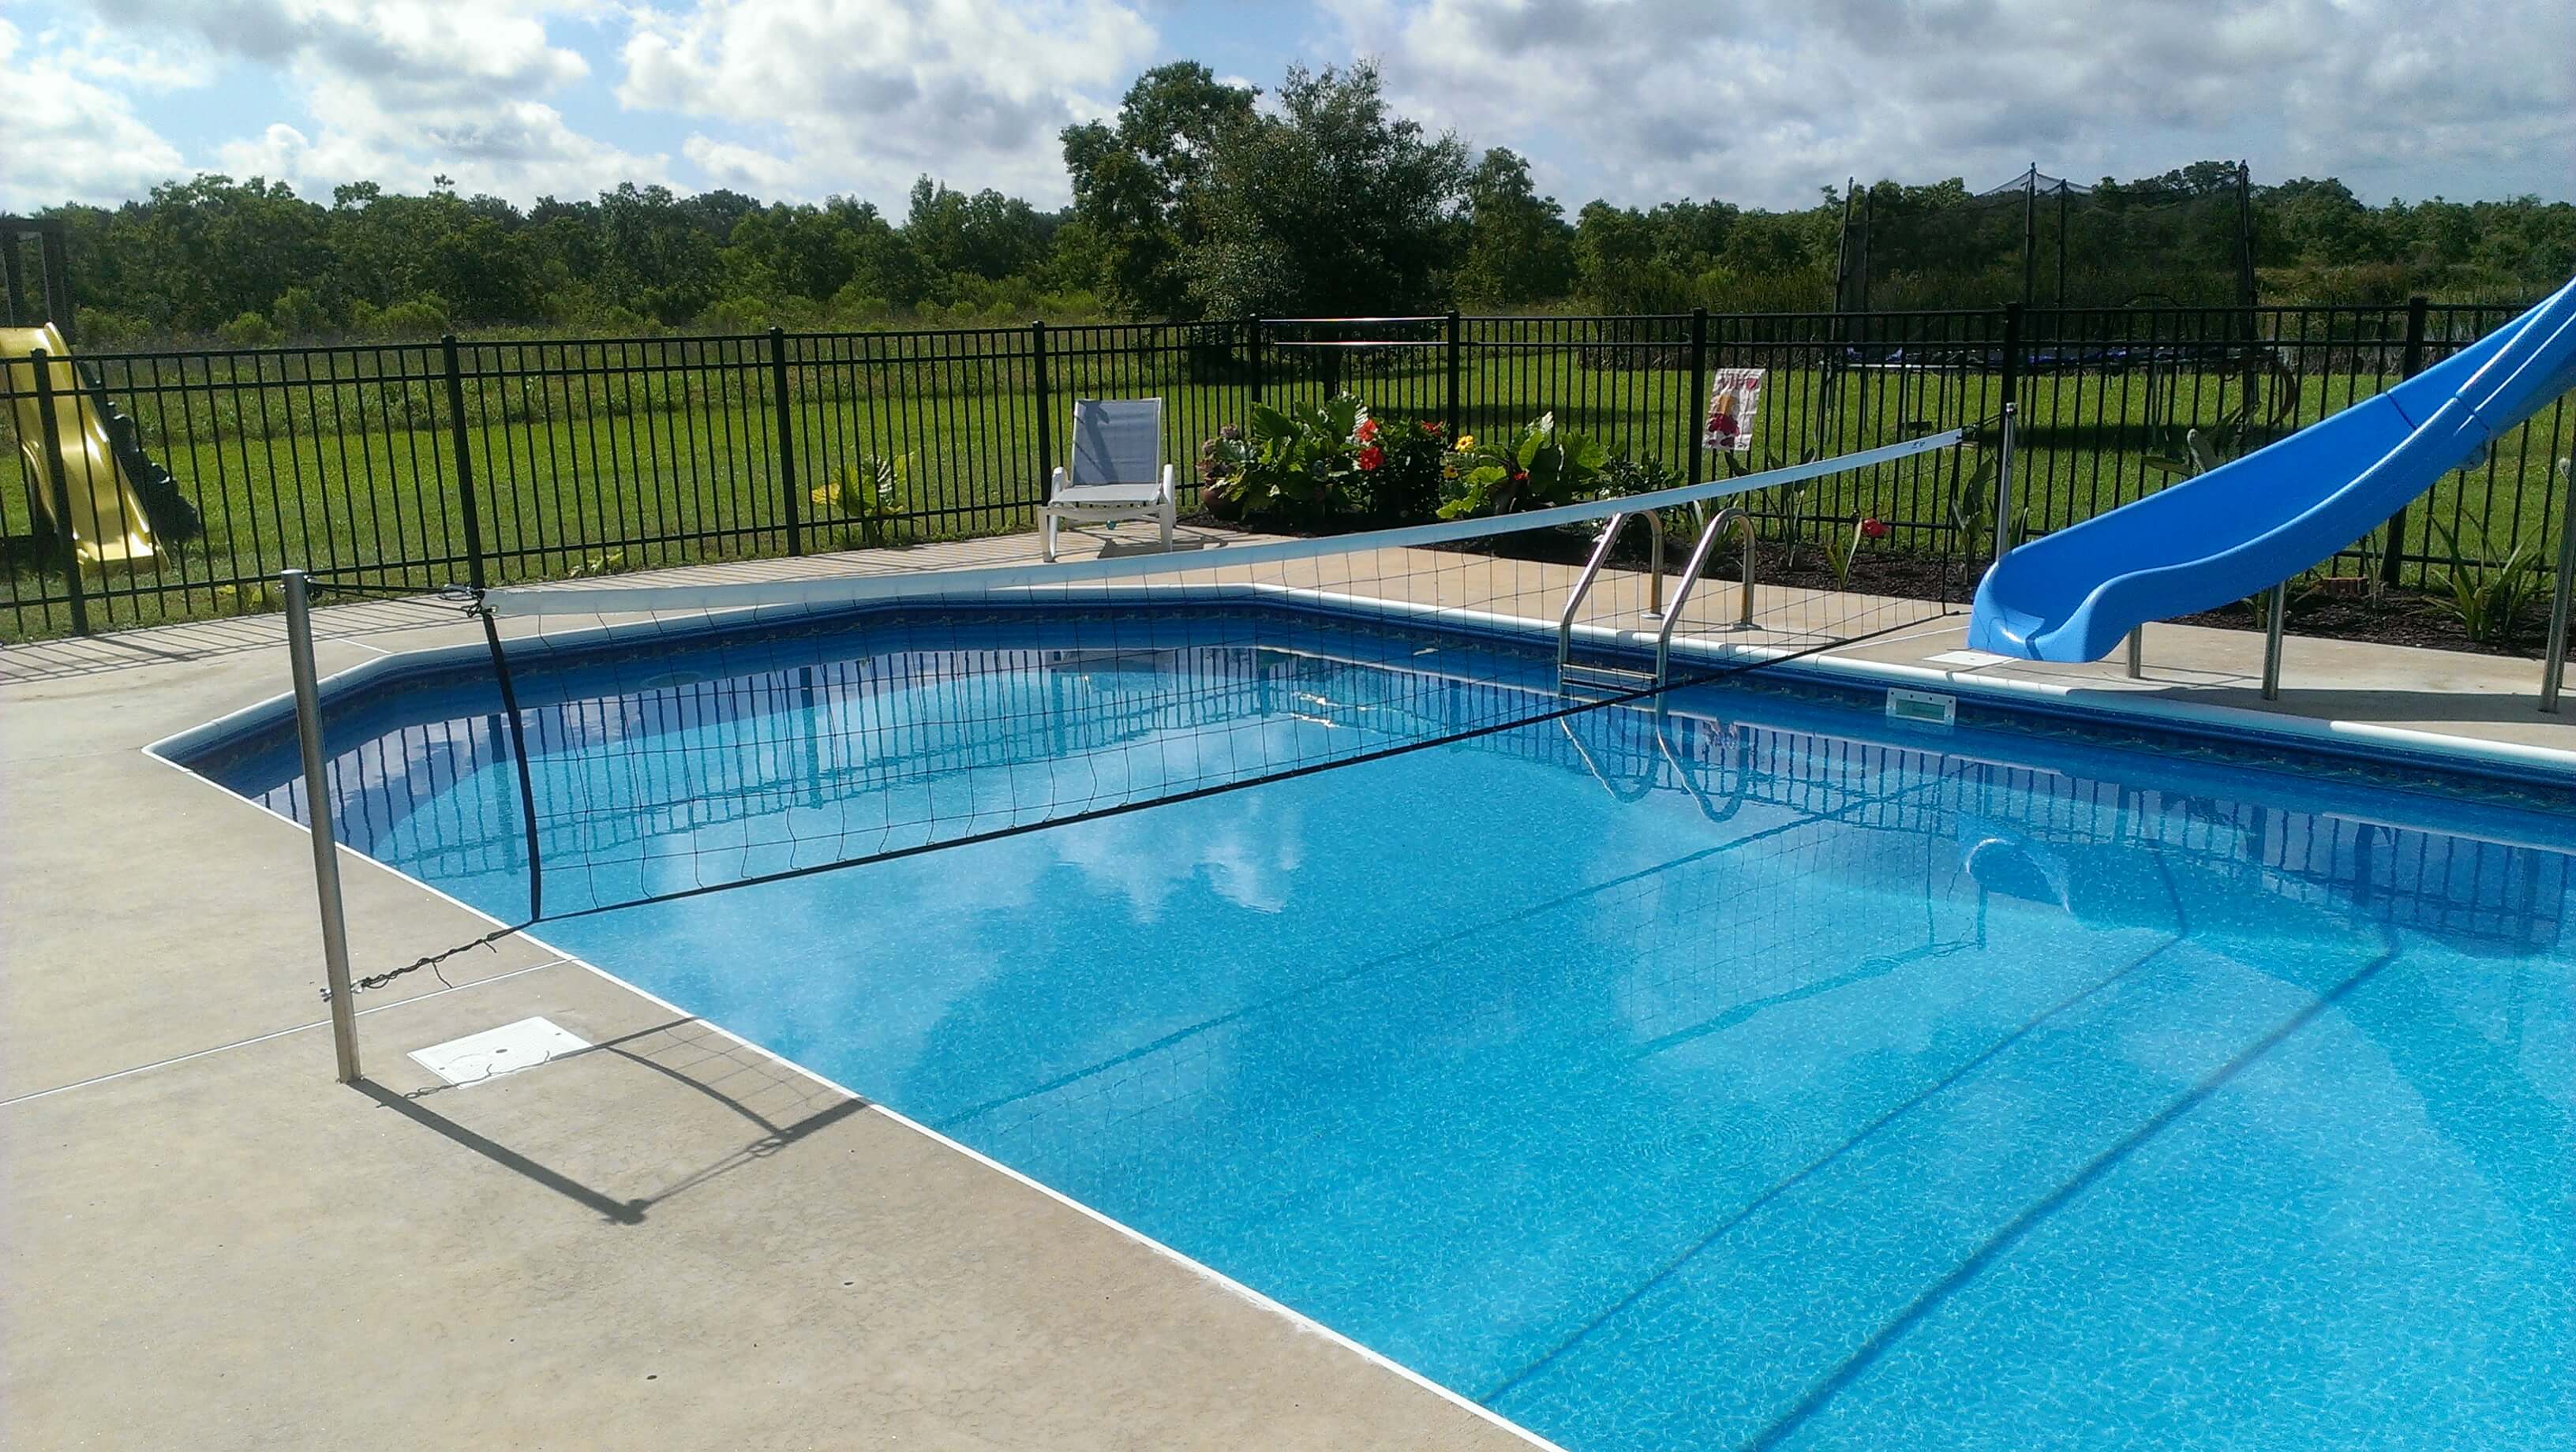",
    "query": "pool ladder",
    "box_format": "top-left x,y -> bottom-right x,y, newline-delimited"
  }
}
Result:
1557,507 -> 1758,693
